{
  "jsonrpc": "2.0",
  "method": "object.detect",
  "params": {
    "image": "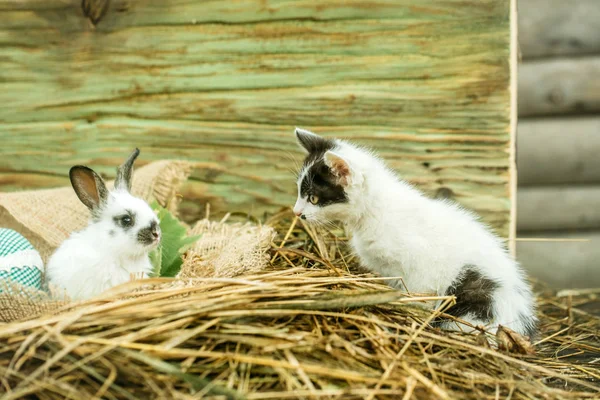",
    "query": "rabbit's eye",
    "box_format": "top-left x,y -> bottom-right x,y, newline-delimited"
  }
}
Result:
114,213 -> 135,228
